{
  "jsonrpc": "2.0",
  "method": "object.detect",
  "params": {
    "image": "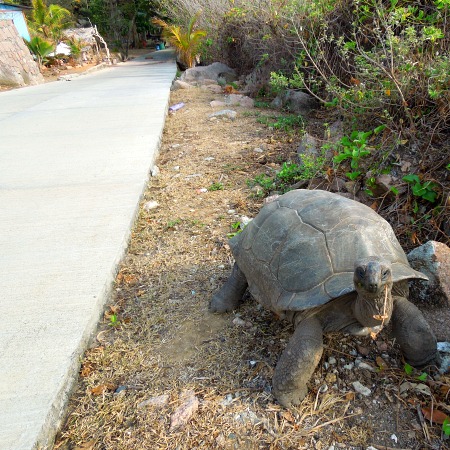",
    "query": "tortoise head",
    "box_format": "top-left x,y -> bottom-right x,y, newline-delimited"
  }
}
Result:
352,257 -> 394,327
